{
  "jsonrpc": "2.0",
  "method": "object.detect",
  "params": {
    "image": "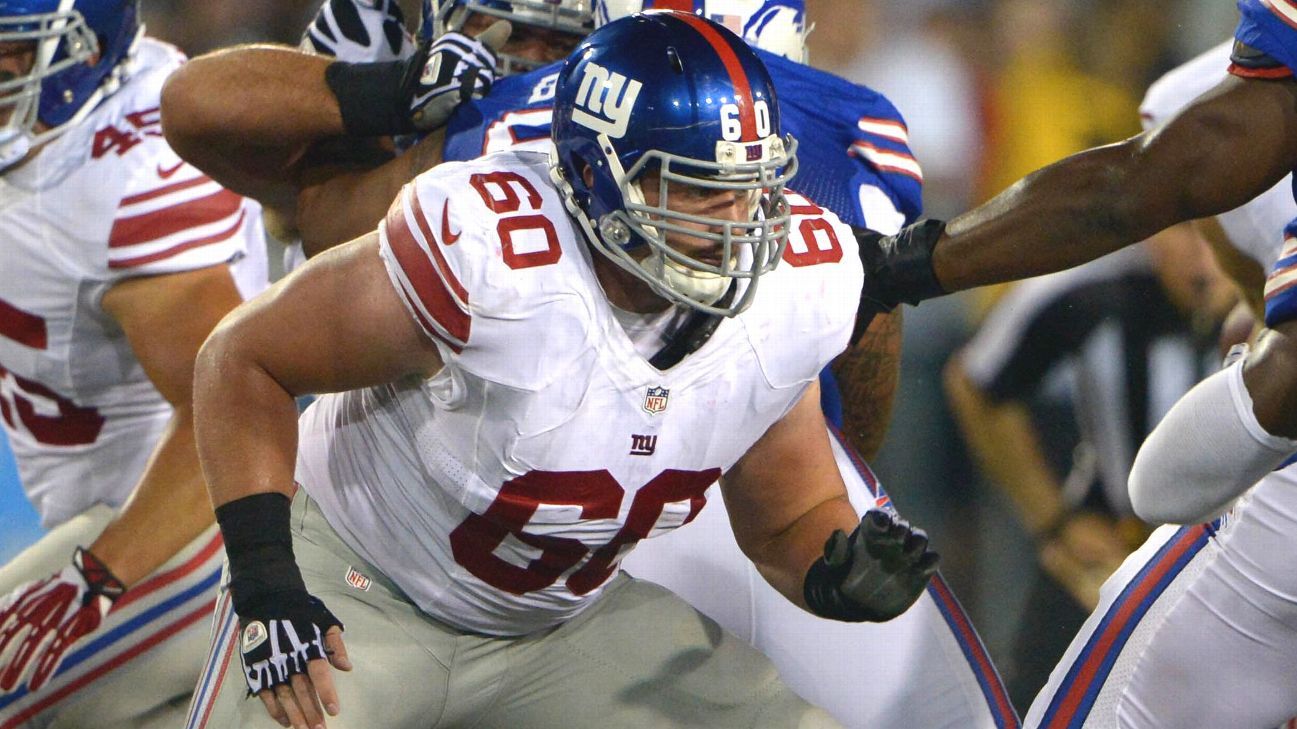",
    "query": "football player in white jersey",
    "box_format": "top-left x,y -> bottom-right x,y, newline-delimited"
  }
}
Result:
184,13 -> 939,729
163,2 -> 1016,726
0,1 -> 267,727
